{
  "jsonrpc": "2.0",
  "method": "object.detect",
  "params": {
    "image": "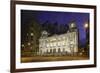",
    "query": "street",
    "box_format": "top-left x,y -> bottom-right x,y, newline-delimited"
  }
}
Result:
21,55 -> 89,63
